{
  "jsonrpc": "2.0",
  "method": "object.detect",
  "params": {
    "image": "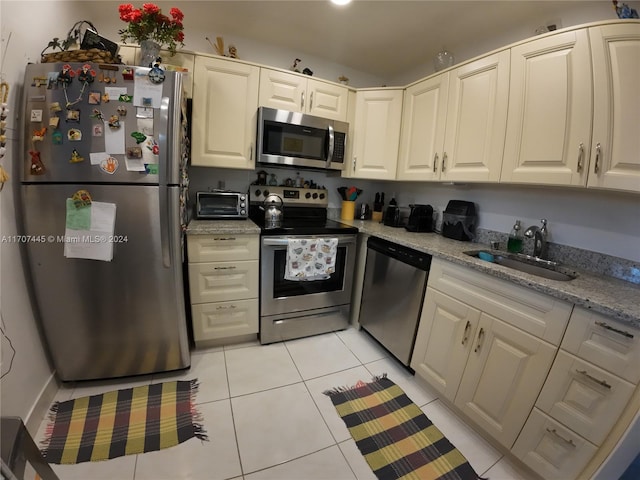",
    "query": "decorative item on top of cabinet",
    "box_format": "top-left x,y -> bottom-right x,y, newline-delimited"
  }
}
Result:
397,50 -> 509,182
191,55 -> 259,169
345,88 -> 403,180
187,234 -> 259,345
258,68 -> 348,122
